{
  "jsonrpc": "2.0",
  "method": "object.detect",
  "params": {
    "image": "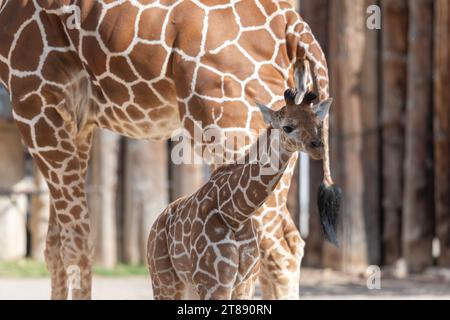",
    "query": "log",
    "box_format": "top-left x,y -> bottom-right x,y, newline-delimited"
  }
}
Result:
434,0 -> 450,267
327,0 -> 368,272
0,120 -> 27,261
305,160 -> 325,268
30,164 -> 50,261
170,139 -> 206,200
301,0 -> 330,268
88,130 -> 119,268
115,138 -> 126,262
123,139 -> 169,264
361,0 -> 381,265
380,0 -> 408,267
402,0 -> 434,273
299,153 -> 309,237
0,86 -> 11,121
